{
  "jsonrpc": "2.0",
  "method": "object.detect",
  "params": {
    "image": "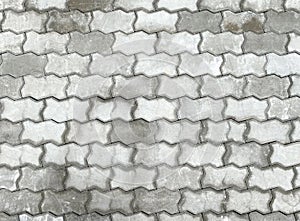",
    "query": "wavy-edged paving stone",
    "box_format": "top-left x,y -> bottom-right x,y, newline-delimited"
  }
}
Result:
89,97 -> 134,121
135,53 -> 179,77
249,212 -> 296,221
225,142 -> 270,167
178,97 -> 224,121
268,97 -> 300,120
3,11 -> 47,33
110,119 -> 157,144
25,0 -> 67,10
22,75 -> 68,100
65,213 -> 110,221
22,121 -> 66,145
90,53 -> 135,77
24,32 -> 69,54
179,143 -> 225,167
156,165 -> 202,190
247,120 -> 290,144
157,75 -> 199,99
88,189 -> 133,214
45,53 -> 90,76
291,76 -> 300,96
179,53 -> 223,77
0,0 -> 24,10
285,0 -> 300,11
177,11 -> 222,33
112,75 -> 158,99
244,75 -> 290,99
43,143 -> 89,166
200,31 -> 243,54
134,143 -> 179,167
272,189 -> 300,214
182,189 -> 225,213
47,10 -> 91,33
68,32 -> 114,55
111,167 -> 156,190
292,121 -> 300,144
244,32 -> 288,55
0,53 -> 46,77
67,75 -> 113,99
157,32 -> 200,55
156,120 -> 202,144
113,31 -> 156,55
0,189 -> 42,214
157,0 -> 197,11
44,98 -> 89,122
0,143 -> 42,167
67,0 -> 113,11
134,97 -> 178,121
204,212 -> 248,221
0,120 -> 22,144
222,53 -> 266,77
0,213 -> 18,221
200,75 -> 245,99
271,142 -> 300,167
66,167 -> 111,190
159,213 -> 202,221
0,167 -> 19,191
202,165 -> 247,190
242,0 -> 284,12
19,167 -> 66,191
0,86 -> 27,112
0,32 -> 24,54
87,143 -> 133,167
265,11 -> 300,33
91,10 -> 135,33
248,166 -> 294,191
66,121 -> 111,145
114,0 -> 154,11
19,214 -> 64,221
134,188 -> 181,214
135,11 -> 177,33
0,98 -> 43,122
221,11 -> 265,33
111,213 -> 155,221
200,0 -> 240,11
41,190 -> 88,215
266,53 -> 300,76
225,97 -> 268,121
226,189 -> 272,214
